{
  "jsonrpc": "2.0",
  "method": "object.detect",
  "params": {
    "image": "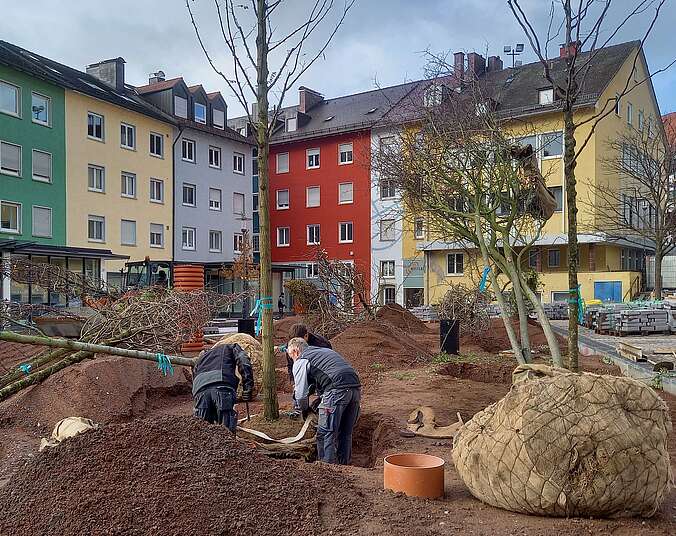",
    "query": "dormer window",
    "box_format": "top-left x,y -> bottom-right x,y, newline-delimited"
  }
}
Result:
538,88 -> 554,105
286,116 -> 297,132
424,84 -> 443,107
194,102 -> 206,124
213,108 -> 225,129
